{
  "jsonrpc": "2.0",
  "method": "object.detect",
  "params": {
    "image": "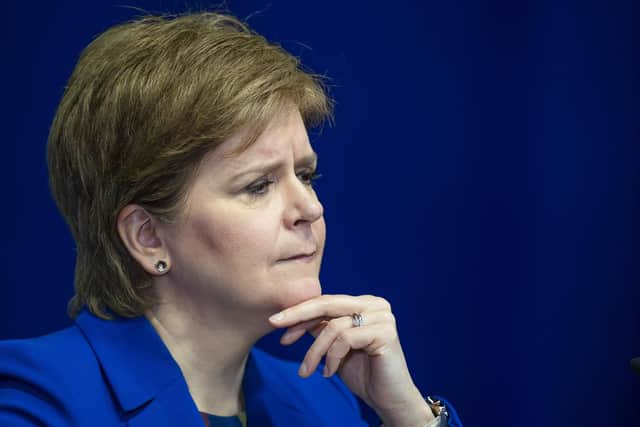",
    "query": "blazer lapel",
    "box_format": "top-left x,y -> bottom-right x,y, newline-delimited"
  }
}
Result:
75,310 -> 204,427
75,310 -> 322,427
125,379 -> 204,427
243,350 -> 321,427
